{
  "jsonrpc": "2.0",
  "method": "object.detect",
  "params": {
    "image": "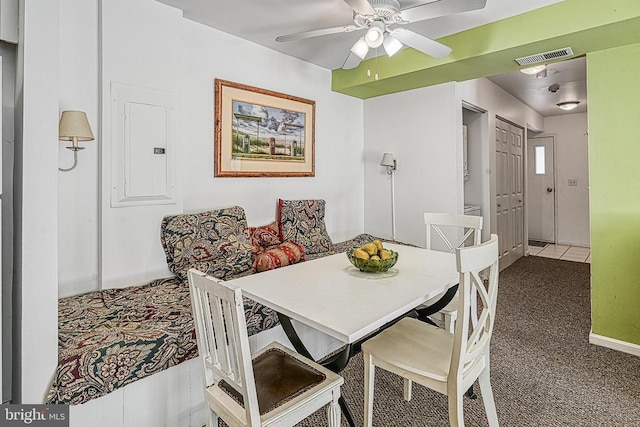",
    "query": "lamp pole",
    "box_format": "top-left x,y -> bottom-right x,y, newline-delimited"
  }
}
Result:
380,153 -> 397,242
390,169 -> 396,242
